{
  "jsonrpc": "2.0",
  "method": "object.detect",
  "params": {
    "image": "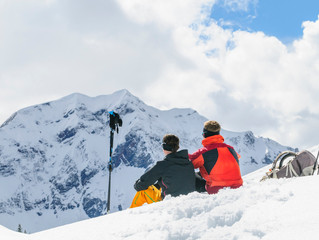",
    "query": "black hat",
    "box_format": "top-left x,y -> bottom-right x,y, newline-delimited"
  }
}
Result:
162,142 -> 174,151
202,128 -> 220,138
